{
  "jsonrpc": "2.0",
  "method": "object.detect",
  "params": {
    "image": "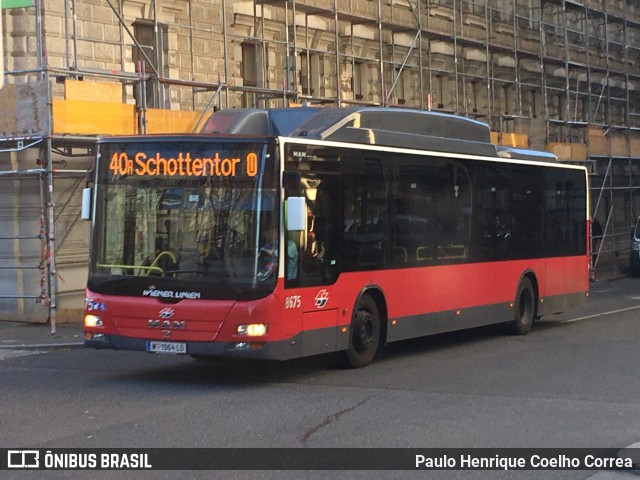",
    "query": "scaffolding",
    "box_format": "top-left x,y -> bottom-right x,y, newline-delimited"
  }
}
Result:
1,0 -> 640,327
